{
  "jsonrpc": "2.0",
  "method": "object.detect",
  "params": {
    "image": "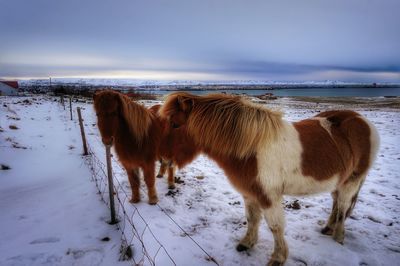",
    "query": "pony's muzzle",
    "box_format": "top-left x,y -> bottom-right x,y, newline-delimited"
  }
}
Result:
102,136 -> 114,146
